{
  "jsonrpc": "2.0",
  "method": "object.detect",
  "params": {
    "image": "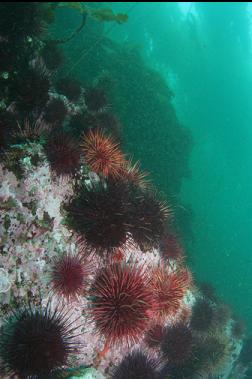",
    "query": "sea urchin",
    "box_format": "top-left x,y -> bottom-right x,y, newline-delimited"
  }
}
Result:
44,132 -> 80,177
145,324 -> 165,349
190,298 -> 214,332
84,87 -> 108,113
111,350 -> 159,379
151,263 -> 191,321
159,232 -> 184,261
161,323 -> 193,365
0,303 -> 80,378
56,77 -> 81,102
128,188 -> 170,250
89,262 -> 153,345
51,253 -> 92,300
64,178 -> 131,254
81,129 -> 126,178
